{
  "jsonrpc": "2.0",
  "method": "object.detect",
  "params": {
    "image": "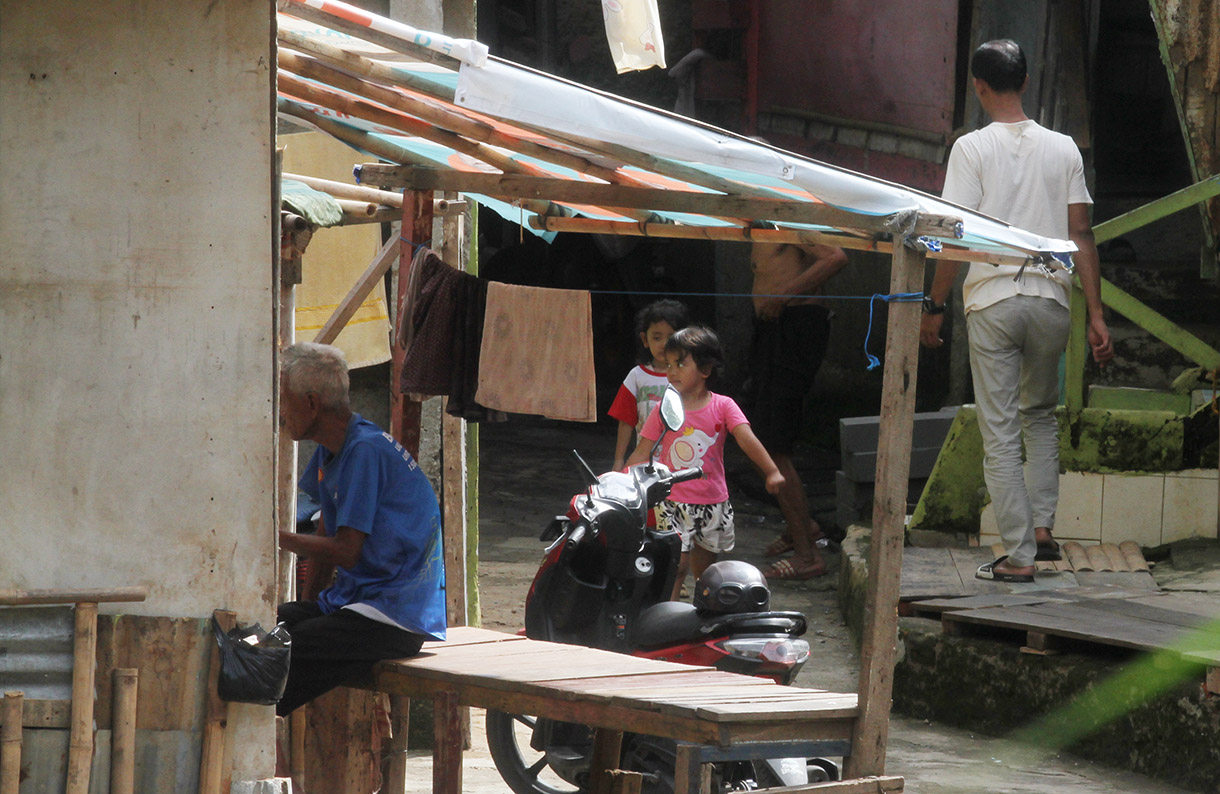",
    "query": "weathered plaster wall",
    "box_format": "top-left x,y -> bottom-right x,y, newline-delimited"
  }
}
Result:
0,0 -> 276,779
